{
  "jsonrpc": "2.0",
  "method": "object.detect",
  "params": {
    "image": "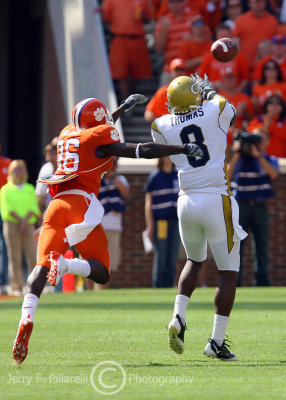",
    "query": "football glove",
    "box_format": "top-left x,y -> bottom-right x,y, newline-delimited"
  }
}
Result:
190,73 -> 216,101
121,94 -> 148,112
184,143 -> 204,158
